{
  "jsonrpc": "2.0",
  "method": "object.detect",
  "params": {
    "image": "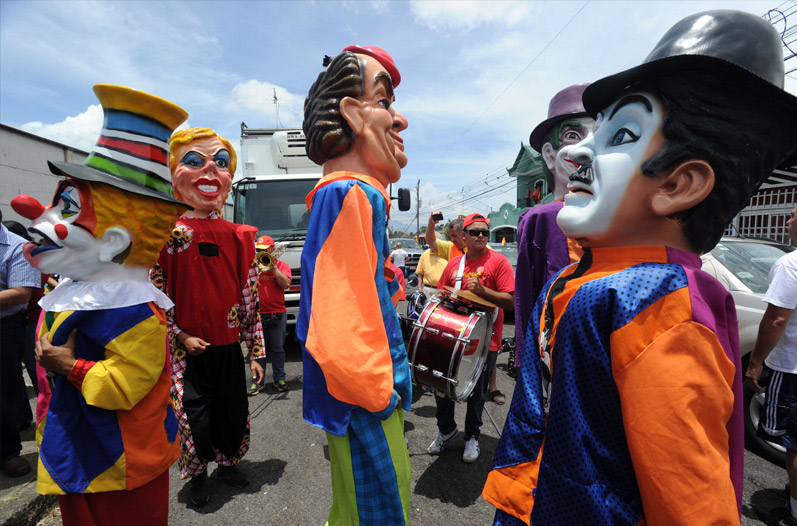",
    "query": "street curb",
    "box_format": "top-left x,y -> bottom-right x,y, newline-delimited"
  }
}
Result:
1,489 -> 55,526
